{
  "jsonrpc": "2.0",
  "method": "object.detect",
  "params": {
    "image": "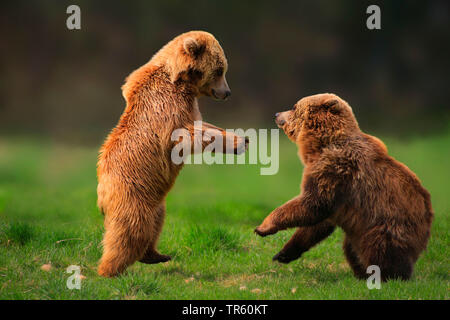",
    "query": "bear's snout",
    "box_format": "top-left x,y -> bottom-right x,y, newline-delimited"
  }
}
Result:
212,88 -> 231,100
275,111 -> 288,127
210,76 -> 231,101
